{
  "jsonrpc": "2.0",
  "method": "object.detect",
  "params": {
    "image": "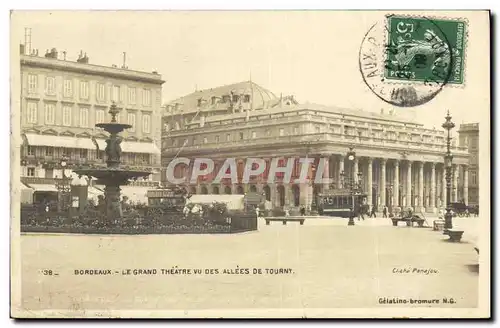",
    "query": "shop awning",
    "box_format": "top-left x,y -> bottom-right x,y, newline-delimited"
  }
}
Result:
24,134 -> 95,150
120,186 -> 150,204
94,139 -> 160,155
30,184 -> 58,192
